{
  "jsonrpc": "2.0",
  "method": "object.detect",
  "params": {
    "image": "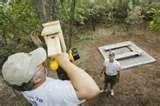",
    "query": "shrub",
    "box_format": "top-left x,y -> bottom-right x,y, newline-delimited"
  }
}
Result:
149,7 -> 160,31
